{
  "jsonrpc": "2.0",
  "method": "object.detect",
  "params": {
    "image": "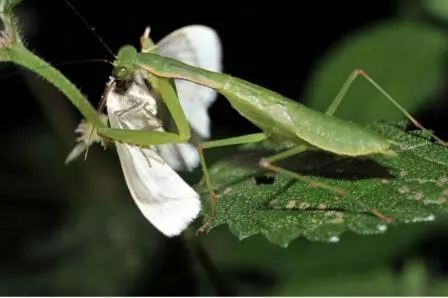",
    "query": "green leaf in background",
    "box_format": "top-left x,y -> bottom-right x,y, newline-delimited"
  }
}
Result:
274,260 -> 448,296
424,0 -> 448,22
198,122 -> 448,247
304,20 -> 448,124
